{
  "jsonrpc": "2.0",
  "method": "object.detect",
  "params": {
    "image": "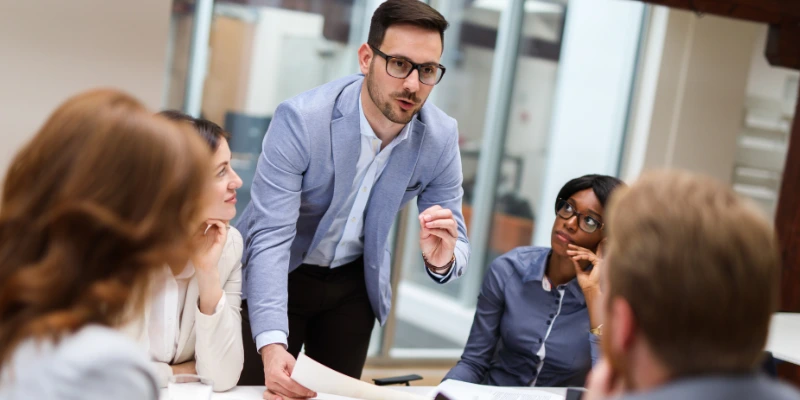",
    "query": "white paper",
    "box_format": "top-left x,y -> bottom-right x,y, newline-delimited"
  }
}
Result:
291,353 -> 428,400
431,380 -> 563,400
